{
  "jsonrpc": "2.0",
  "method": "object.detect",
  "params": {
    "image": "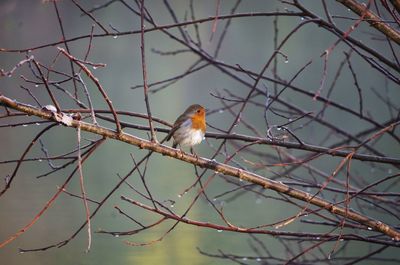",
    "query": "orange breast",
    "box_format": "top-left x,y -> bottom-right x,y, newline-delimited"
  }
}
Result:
191,114 -> 206,133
